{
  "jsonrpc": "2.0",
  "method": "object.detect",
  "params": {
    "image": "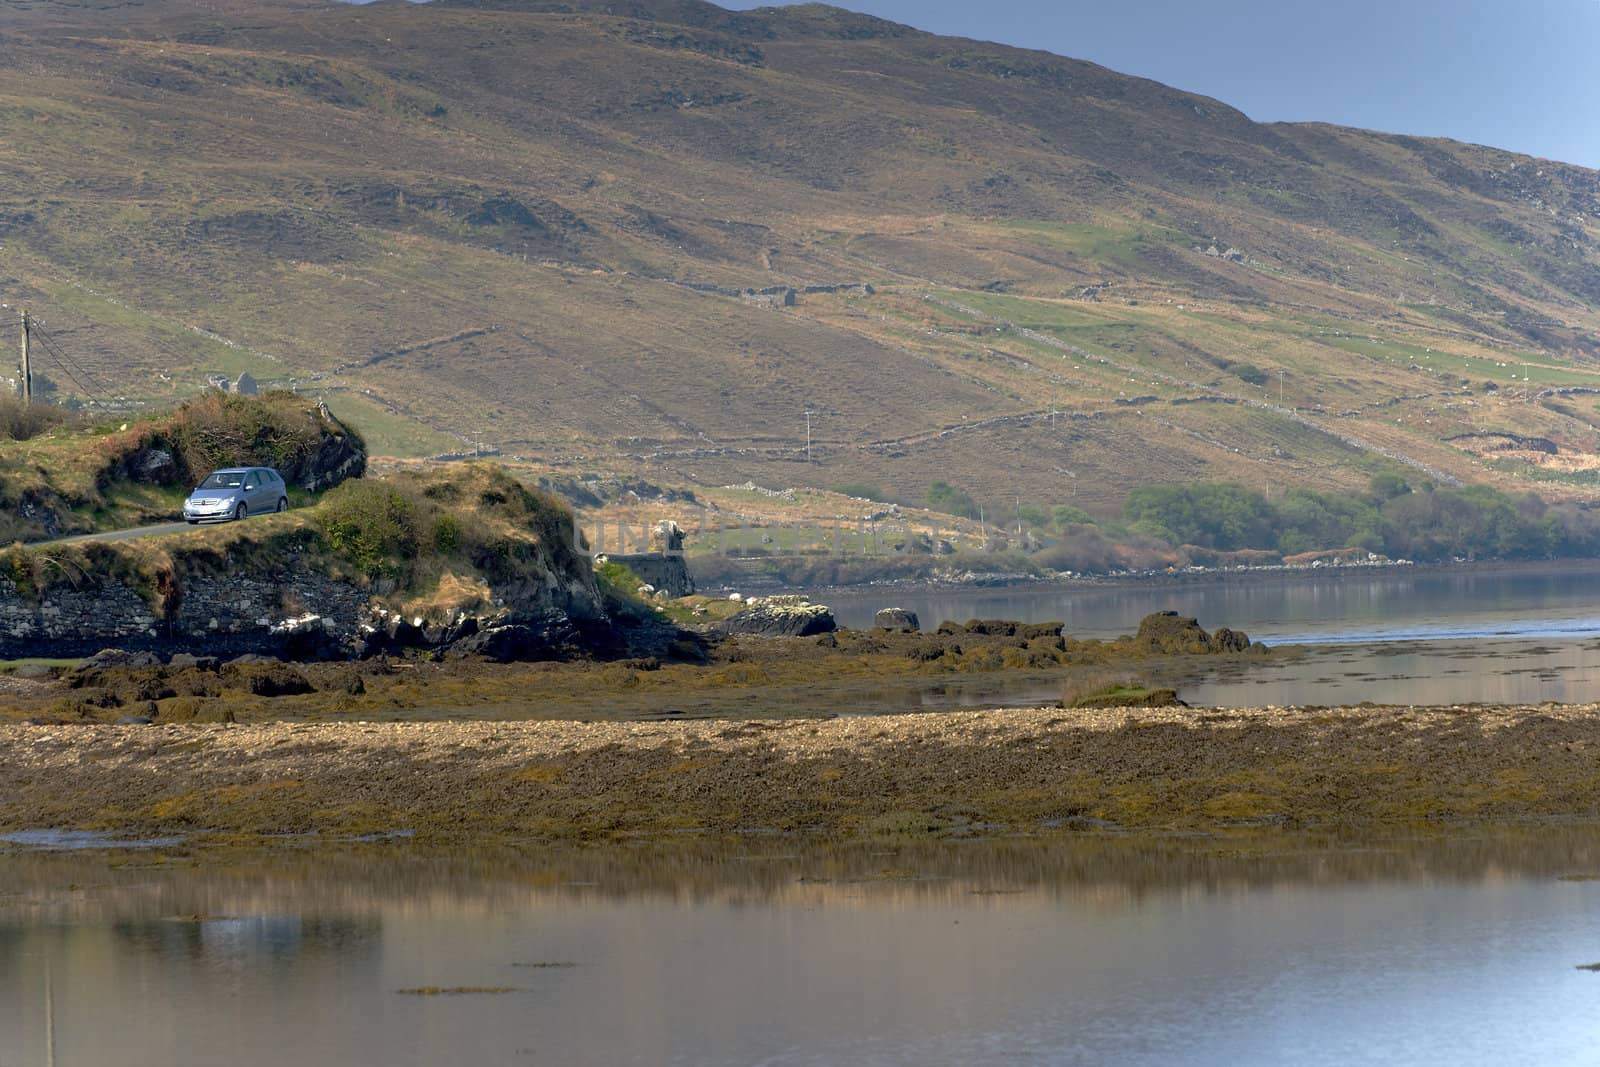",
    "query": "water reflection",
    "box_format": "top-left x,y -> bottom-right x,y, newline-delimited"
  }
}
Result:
821,562 -> 1600,642
820,565 -> 1600,710
6,832 -> 1600,1064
